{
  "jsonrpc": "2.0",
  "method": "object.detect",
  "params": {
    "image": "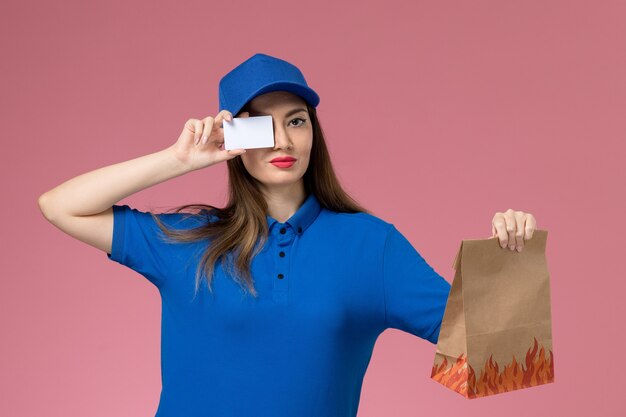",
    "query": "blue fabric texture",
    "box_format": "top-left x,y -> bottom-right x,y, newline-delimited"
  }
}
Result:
106,193 -> 451,417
